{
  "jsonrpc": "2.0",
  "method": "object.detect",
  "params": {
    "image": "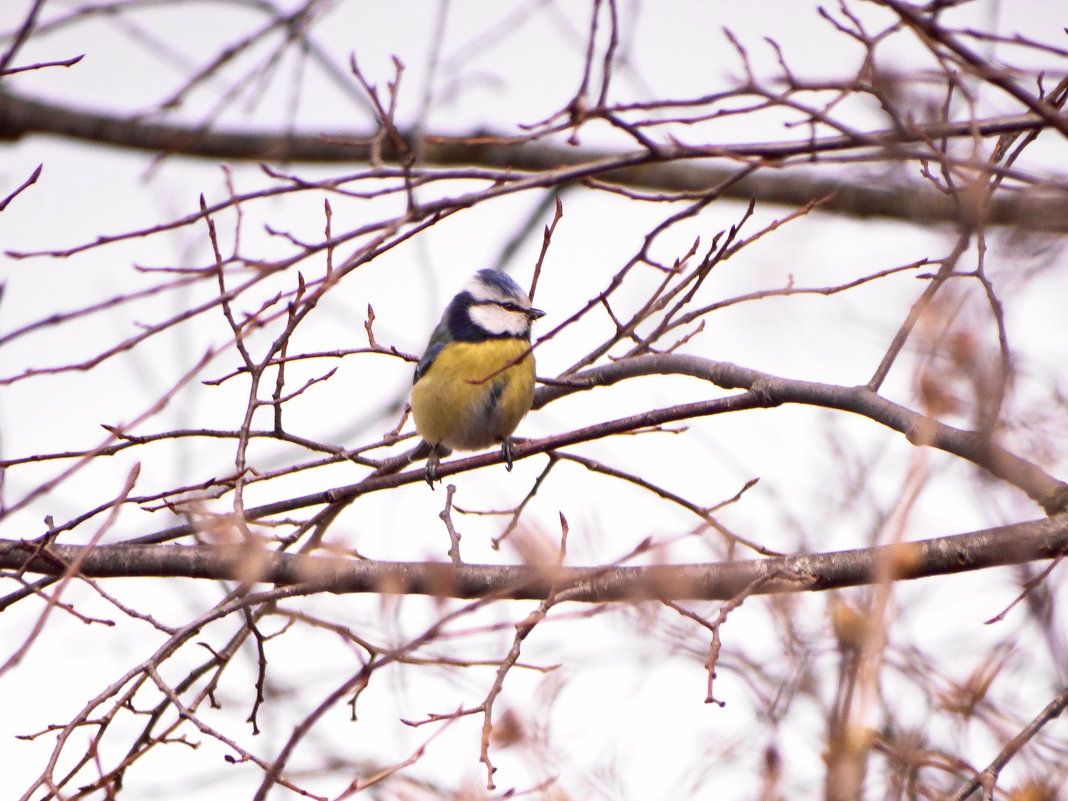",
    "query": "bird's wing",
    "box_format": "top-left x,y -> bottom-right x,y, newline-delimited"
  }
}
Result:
413,317 -> 451,384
